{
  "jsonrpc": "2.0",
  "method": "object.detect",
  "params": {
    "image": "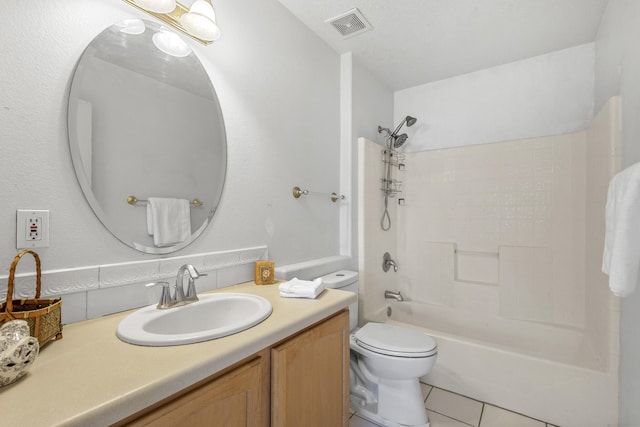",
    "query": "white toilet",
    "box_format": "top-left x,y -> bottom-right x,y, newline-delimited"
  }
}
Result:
320,270 -> 437,427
